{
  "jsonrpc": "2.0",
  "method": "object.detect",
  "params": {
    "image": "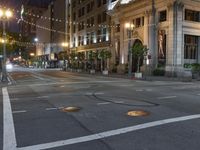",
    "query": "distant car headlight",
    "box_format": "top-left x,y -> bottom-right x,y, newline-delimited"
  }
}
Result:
6,64 -> 13,70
